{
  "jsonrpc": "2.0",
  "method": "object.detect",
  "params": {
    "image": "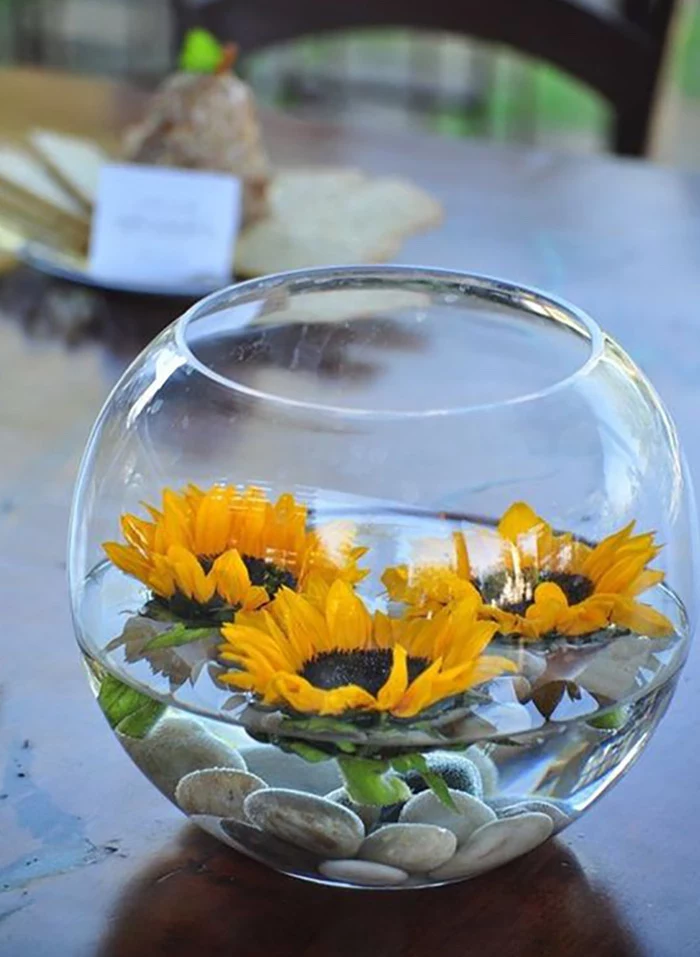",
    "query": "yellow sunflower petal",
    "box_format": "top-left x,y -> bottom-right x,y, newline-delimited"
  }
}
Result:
382,564 -> 410,602
325,580 -> 372,652
609,596 -> 675,637
103,541 -> 152,584
392,658 -> 445,718
120,514 -> 155,553
166,545 -> 216,603
376,645 -> 409,710
498,501 -> 542,540
453,530 -> 471,580
194,488 -> 232,557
